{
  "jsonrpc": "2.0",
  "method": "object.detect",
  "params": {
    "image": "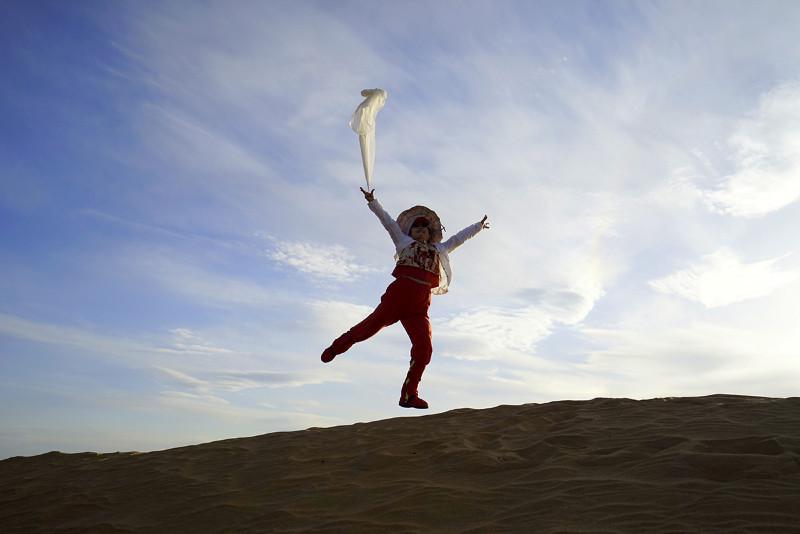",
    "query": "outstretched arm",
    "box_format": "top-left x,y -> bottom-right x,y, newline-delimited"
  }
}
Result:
361,188 -> 407,246
441,214 -> 490,253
